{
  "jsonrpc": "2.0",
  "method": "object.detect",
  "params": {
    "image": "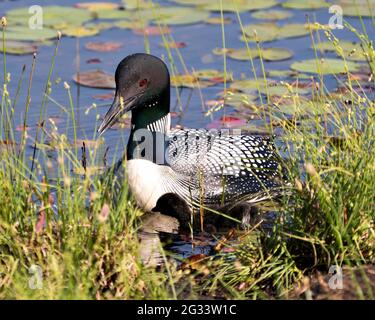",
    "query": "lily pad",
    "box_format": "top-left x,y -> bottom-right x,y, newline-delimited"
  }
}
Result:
6,6 -> 93,28
222,91 -> 258,109
340,2 -> 375,17
141,7 -> 210,25
0,40 -> 37,55
241,23 -> 310,42
114,20 -> 145,29
231,79 -> 310,96
159,41 -> 187,49
291,58 -> 362,75
171,74 -> 215,88
73,70 -> 115,89
85,41 -> 122,52
85,22 -> 115,31
4,26 -> 58,41
282,0 -> 330,9
271,96 -> 329,117
266,69 -> 311,79
93,9 -> 134,19
170,0 -> 211,4
95,6 -> 209,25
122,0 -> 159,10
252,10 -> 293,20
314,41 -> 367,62
133,26 -> 171,36
219,47 -> 260,60
205,17 -> 232,24
62,26 -> 100,37
261,48 -> 294,61
217,47 -> 293,62
75,2 -> 120,10
201,0 -> 278,13
192,69 -> 233,82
